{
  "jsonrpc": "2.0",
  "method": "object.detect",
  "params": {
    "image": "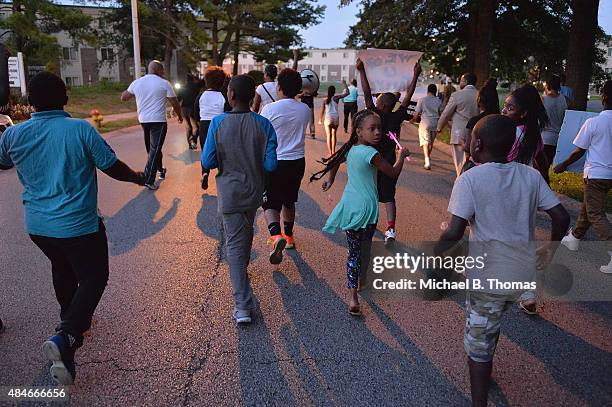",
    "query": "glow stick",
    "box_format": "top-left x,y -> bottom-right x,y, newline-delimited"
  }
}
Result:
388,131 -> 411,161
